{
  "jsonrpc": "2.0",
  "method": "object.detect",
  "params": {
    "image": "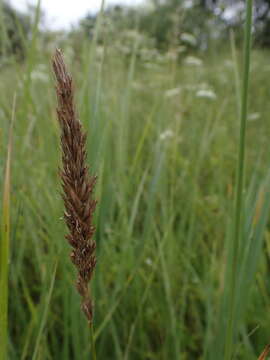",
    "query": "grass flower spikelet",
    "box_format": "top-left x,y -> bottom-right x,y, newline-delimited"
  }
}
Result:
52,49 -> 97,324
